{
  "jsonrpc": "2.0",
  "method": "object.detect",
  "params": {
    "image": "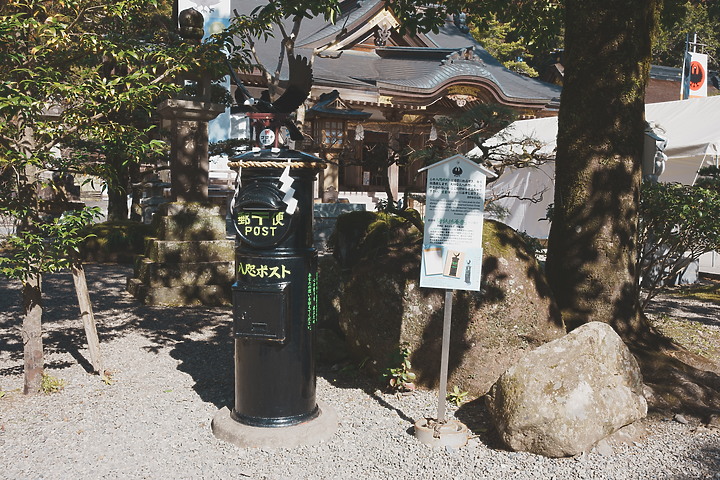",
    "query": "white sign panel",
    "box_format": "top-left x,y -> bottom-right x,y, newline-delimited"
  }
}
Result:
419,155 -> 495,291
683,51 -> 708,99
